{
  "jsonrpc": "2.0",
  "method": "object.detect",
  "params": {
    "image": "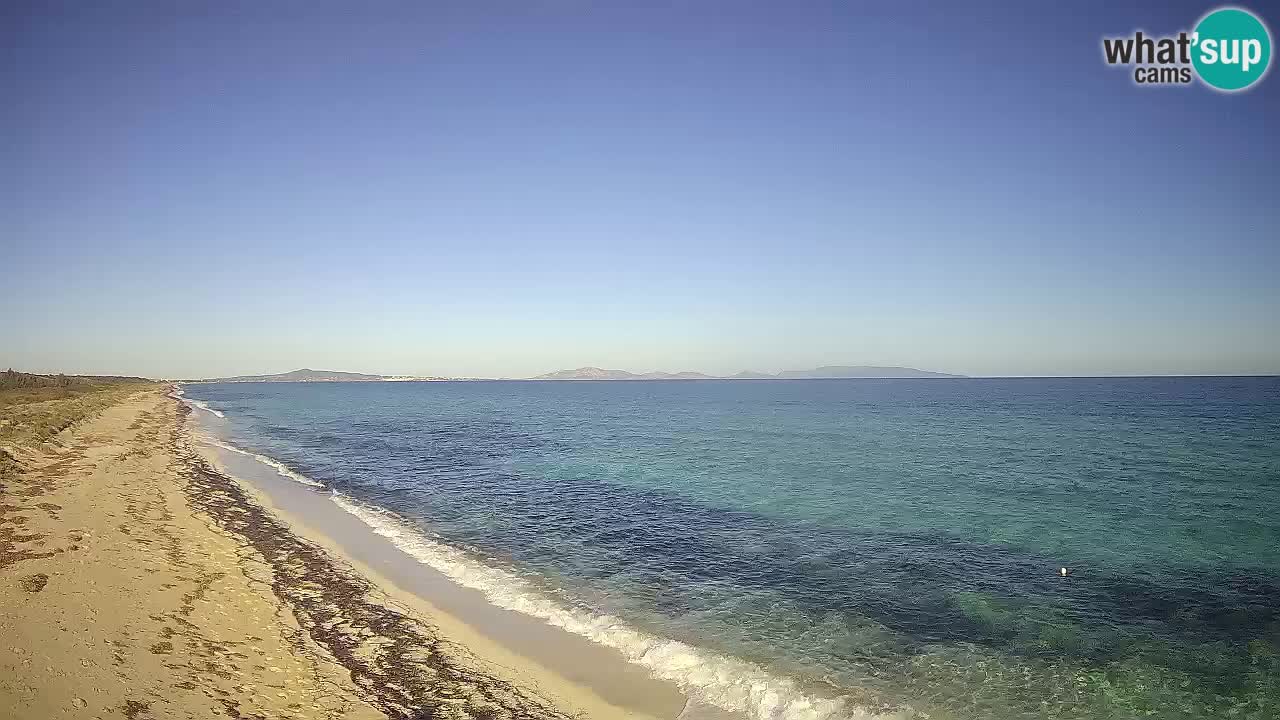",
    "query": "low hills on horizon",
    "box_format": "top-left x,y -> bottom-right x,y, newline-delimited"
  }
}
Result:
191,368 -> 441,383
531,365 -> 965,380
190,365 -> 964,383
